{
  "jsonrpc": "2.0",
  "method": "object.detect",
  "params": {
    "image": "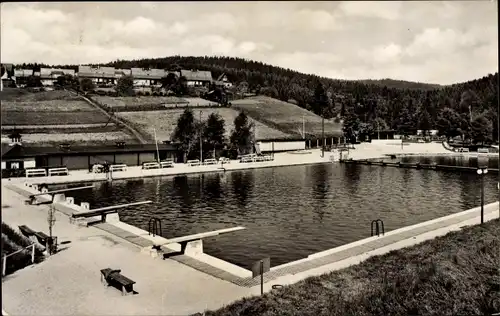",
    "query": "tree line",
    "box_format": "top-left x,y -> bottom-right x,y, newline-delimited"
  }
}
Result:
172,109 -> 254,161
12,56 -> 498,144
103,56 -> 499,143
